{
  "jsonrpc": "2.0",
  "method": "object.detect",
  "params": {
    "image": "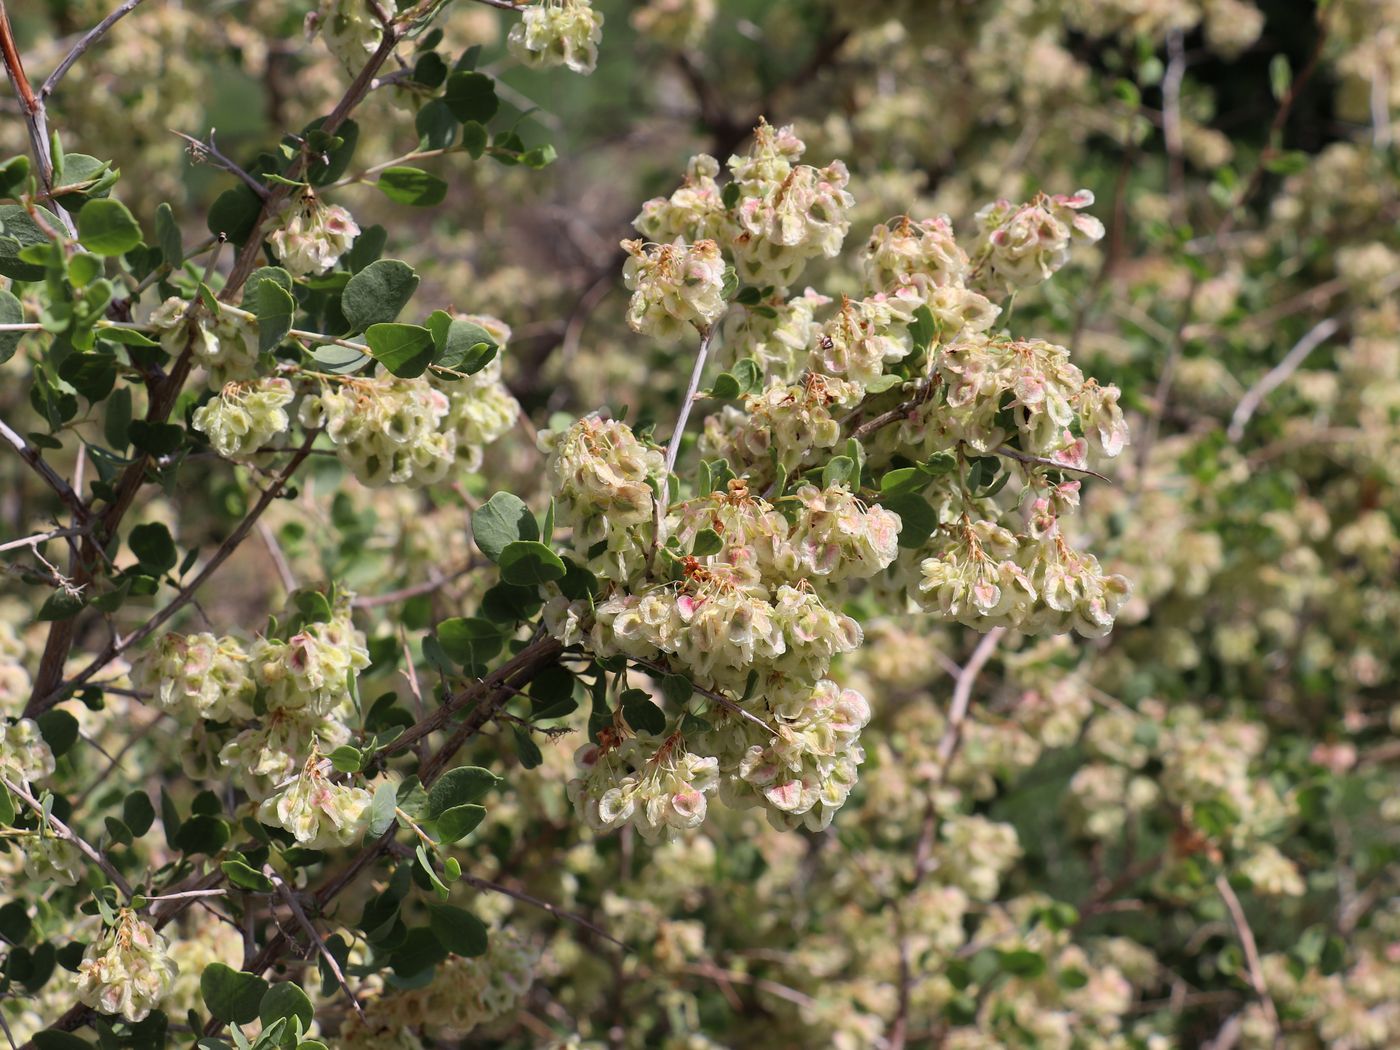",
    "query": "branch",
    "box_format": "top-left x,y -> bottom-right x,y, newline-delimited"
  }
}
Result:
997,445 -> 1112,484
264,864 -> 367,1024
1226,316 -> 1341,442
0,417 -> 91,524
173,129 -> 272,200
889,626 -> 1005,1050
28,436 -> 317,714
459,872 -> 627,950
655,322 -> 715,536
1215,874 -> 1282,1046
0,1 -> 76,235
0,774 -> 135,901
39,0 -> 147,99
